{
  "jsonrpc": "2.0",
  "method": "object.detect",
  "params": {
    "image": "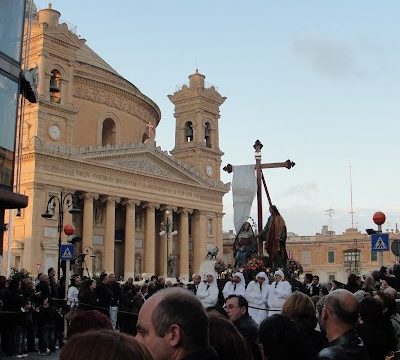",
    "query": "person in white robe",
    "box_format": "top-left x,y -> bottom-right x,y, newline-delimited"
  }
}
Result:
245,271 -> 270,324
196,272 -> 219,308
267,269 -> 292,317
222,272 -> 246,299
